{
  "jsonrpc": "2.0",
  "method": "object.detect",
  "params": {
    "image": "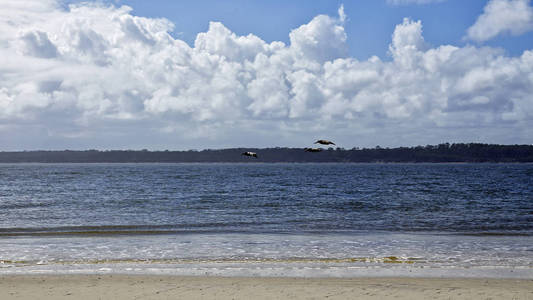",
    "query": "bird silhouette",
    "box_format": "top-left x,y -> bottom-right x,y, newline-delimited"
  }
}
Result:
304,148 -> 323,152
314,139 -> 335,145
242,151 -> 258,158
